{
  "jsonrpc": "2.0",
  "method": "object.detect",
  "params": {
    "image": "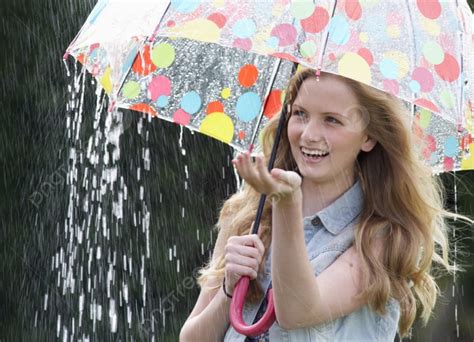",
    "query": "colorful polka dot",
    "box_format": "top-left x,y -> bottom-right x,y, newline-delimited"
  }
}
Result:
266,37 -> 279,49
412,67 -> 434,92
271,52 -> 298,62
299,41 -> 317,58
221,88 -> 231,99
383,80 -> 400,95
421,16 -> 441,36
232,19 -> 256,39
180,91 -> 202,114
384,51 -> 409,78
263,90 -> 283,118
414,98 -> 439,113
422,41 -> 444,65
173,108 -> 191,125
170,0 -> 200,14
345,0 -> 362,20
444,136 -> 458,157
290,1 -> 315,19
207,12 -> 227,28
386,24 -> 401,38
416,0 -> 441,19
206,101 -> 224,114
236,92 -> 262,122
461,143 -> 474,170
122,81 -> 140,99
233,38 -> 252,51
440,89 -> 455,109
171,19 -> 221,43
100,67 -> 112,94
129,103 -> 157,116
132,45 -> 156,76
271,24 -> 297,47
148,75 -> 171,101
426,134 -> 436,151
238,64 -> 259,88
338,53 -> 372,84
328,15 -> 350,45
434,53 -> 460,82
152,43 -> 175,68
419,108 -> 432,129
359,32 -> 368,43
199,112 -> 234,143
409,80 -> 421,93
357,48 -> 373,65
444,157 -> 454,171
300,7 -> 329,33
156,95 -> 169,108
379,58 -> 398,79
